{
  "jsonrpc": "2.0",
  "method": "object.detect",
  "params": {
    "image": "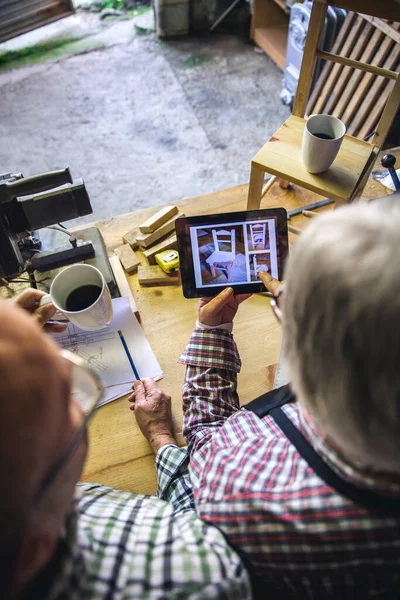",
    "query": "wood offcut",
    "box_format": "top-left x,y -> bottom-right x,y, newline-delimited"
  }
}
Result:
136,212 -> 184,249
139,206 -> 178,234
138,265 -> 180,286
114,244 -> 141,274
